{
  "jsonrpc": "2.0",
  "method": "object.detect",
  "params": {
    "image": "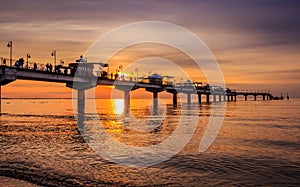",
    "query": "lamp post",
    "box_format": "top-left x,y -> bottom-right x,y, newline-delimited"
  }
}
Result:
135,68 -> 138,82
51,50 -> 56,67
7,41 -> 12,67
26,53 -> 31,69
118,65 -> 123,74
